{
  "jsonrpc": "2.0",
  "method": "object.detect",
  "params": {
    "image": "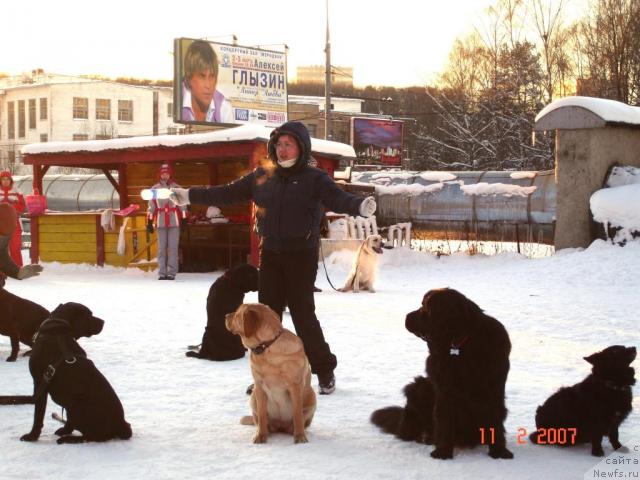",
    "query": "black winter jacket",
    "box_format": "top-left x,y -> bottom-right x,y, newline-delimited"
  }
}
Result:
189,165 -> 363,252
